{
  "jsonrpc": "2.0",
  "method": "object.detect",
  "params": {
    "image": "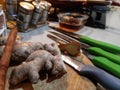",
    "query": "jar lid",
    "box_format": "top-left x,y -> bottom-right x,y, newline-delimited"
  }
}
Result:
32,1 -> 38,7
20,2 -> 34,10
24,0 -> 32,2
40,1 -> 51,10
